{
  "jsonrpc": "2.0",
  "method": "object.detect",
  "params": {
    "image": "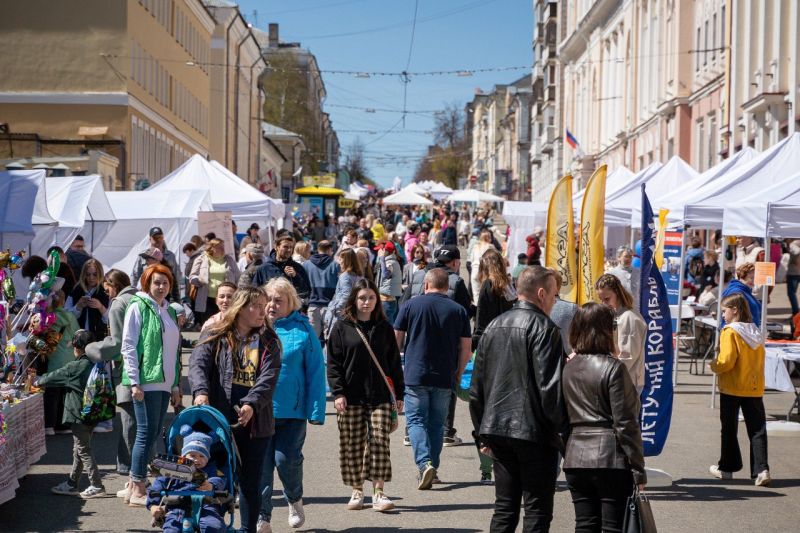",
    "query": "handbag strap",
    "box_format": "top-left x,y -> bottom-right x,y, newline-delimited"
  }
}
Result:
354,325 -> 396,402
